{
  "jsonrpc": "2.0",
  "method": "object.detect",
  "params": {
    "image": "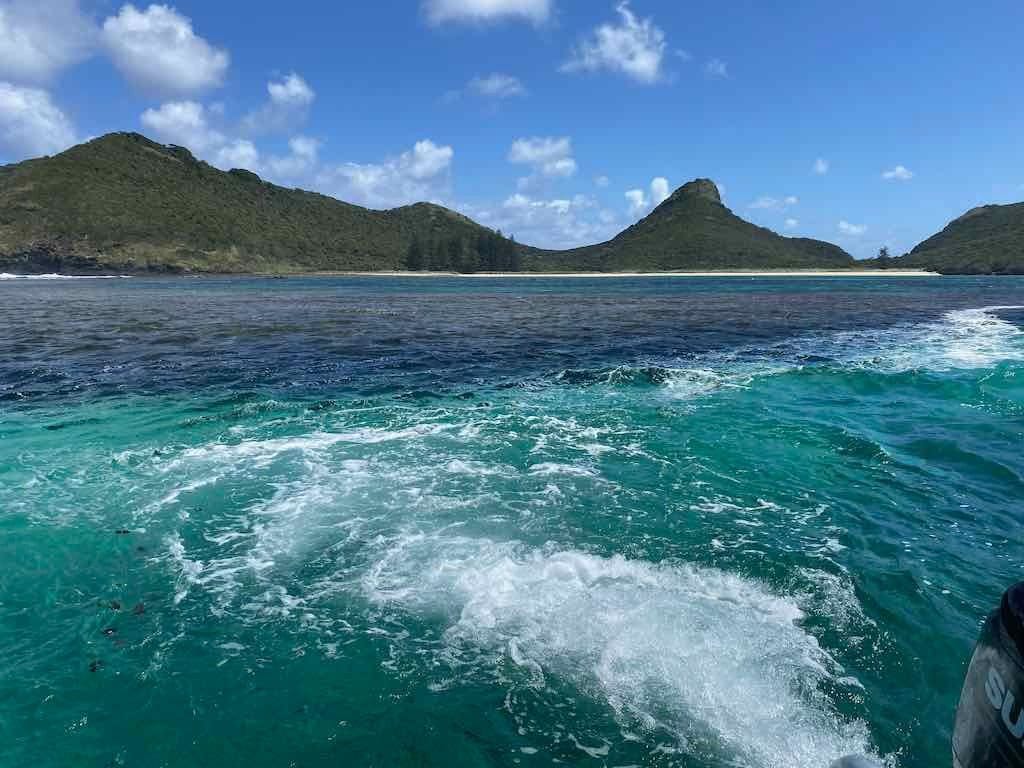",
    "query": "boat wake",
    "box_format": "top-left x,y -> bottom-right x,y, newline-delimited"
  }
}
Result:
365,534 -> 881,768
